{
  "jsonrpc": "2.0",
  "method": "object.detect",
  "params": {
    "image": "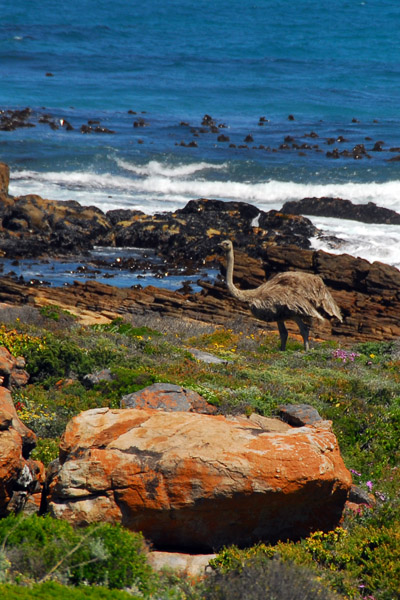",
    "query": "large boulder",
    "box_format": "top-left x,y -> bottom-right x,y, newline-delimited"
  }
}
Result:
0,387 -> 43,515
46,407 -> 352,551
